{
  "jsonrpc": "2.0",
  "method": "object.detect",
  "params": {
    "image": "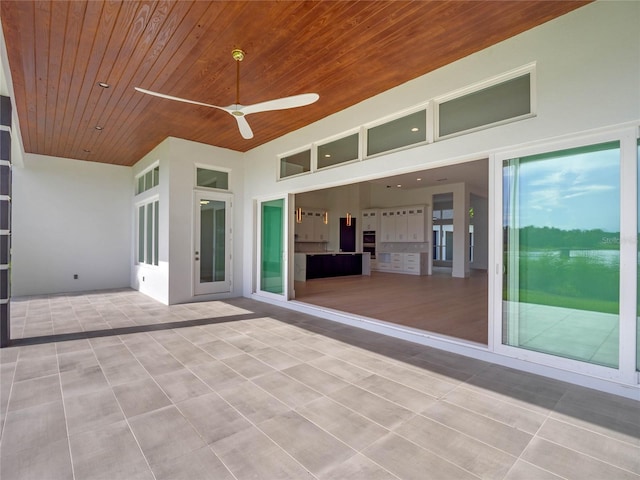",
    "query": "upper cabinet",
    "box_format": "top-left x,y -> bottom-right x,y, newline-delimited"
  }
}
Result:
295,208 -> 329,242
407,206 -> 426,242
380,205 -> 428,243
362,209 -> 379,231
